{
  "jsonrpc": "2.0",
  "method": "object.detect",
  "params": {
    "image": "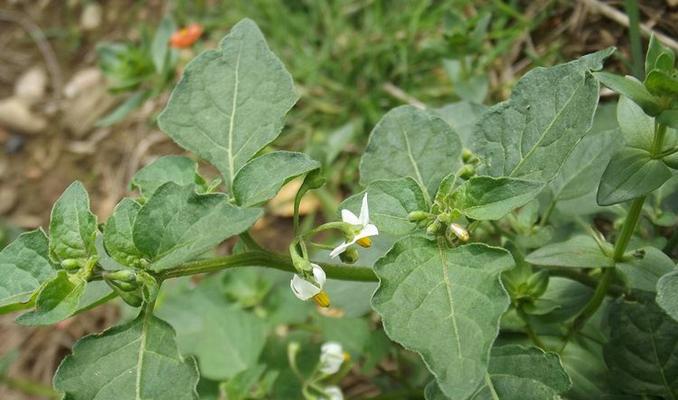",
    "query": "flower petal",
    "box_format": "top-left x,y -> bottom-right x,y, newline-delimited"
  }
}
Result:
290,274 -> 321,300
359,193 -> 370,226
311,263 -> 326,287
323,386 -> 344,400
341,209 -> 360,225
319,342 -> 345,375
355,223 -> 379,240
329,241 -> 351,258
